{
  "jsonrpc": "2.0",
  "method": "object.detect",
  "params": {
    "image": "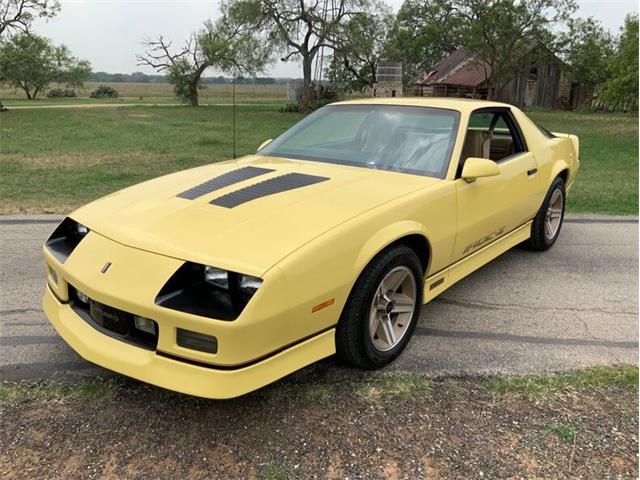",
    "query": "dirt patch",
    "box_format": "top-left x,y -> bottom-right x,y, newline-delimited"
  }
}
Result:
0,369 -> 637,479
